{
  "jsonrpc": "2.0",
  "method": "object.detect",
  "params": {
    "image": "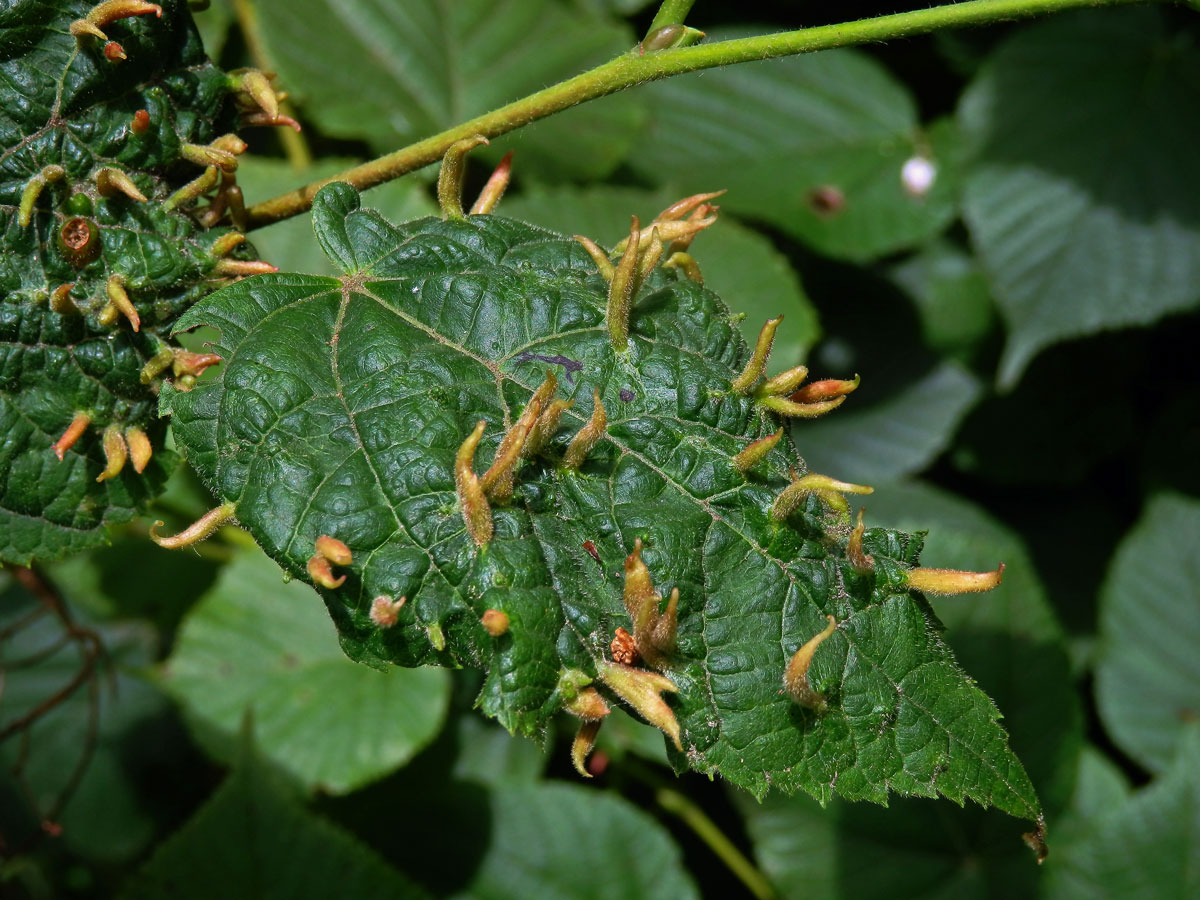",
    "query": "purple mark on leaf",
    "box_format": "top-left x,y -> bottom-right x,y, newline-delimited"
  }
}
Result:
513,352 -> 584,384
619,389 -> 635,402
